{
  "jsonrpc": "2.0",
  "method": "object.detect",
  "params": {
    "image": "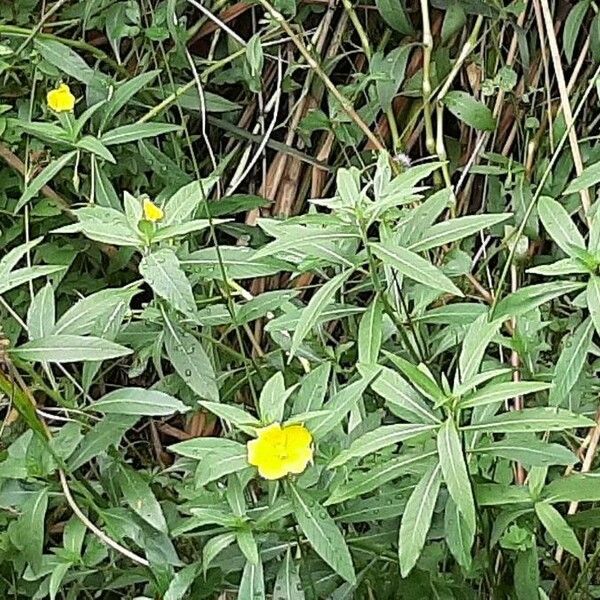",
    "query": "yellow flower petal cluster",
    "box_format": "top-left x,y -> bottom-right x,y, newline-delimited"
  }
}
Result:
143,197 -> 164,222
247,423 -> 313,480
47,83 -> 75,113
